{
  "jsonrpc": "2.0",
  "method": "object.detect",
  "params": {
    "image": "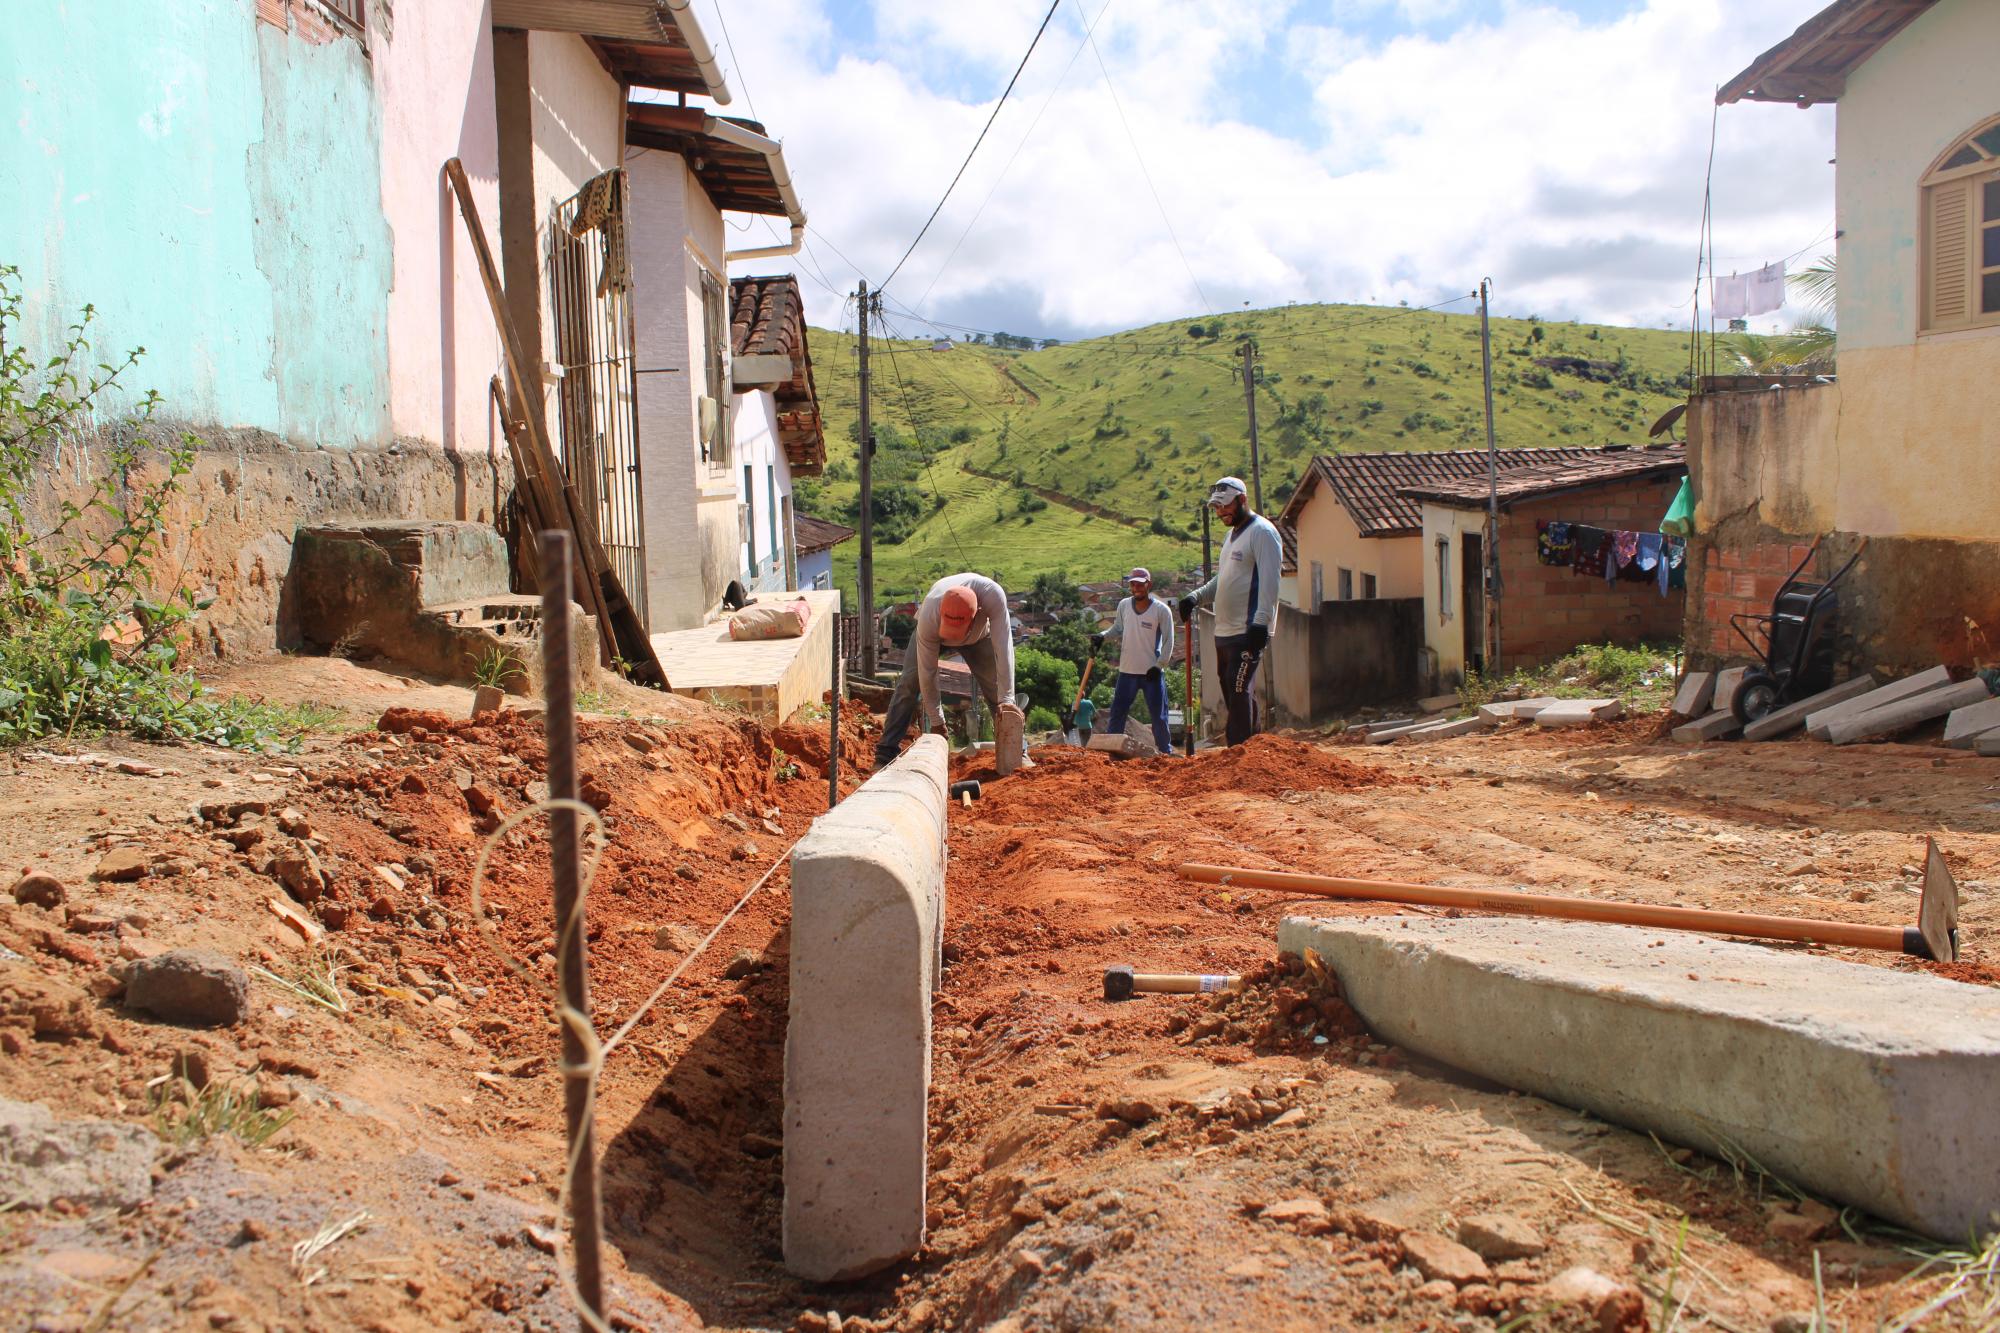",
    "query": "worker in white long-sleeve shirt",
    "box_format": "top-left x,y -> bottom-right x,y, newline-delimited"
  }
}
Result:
1178,476 -> 1281,746
1093,567 -> 1175,754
